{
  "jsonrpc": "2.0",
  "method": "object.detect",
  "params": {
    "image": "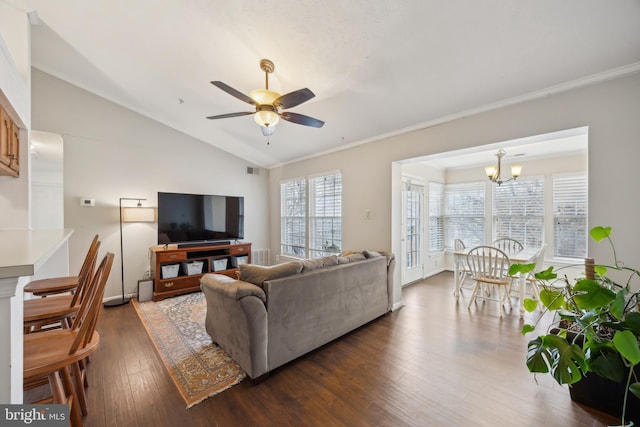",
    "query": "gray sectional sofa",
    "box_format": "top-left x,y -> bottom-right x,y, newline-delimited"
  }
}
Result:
200,251 -> 395,380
